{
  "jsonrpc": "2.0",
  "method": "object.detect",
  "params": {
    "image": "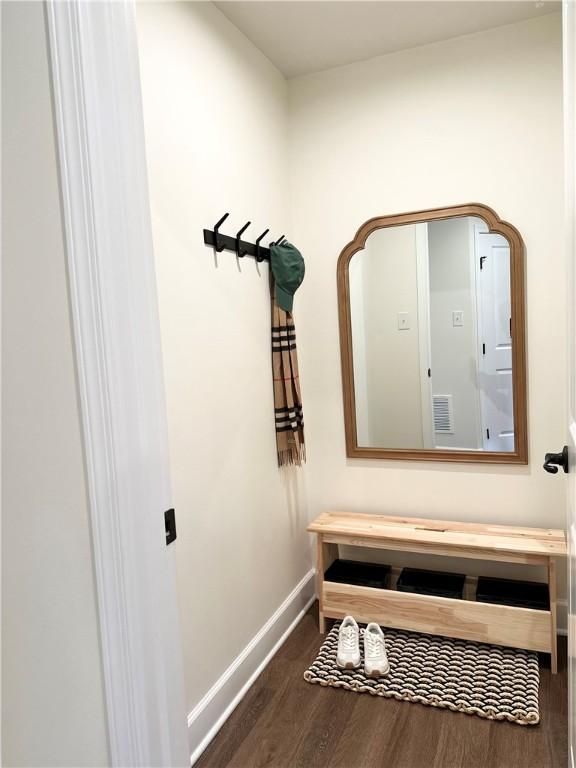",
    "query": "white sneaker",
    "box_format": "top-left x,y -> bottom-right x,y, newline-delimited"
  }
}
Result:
364,623 -> 390,677
336,616 -> 361,669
